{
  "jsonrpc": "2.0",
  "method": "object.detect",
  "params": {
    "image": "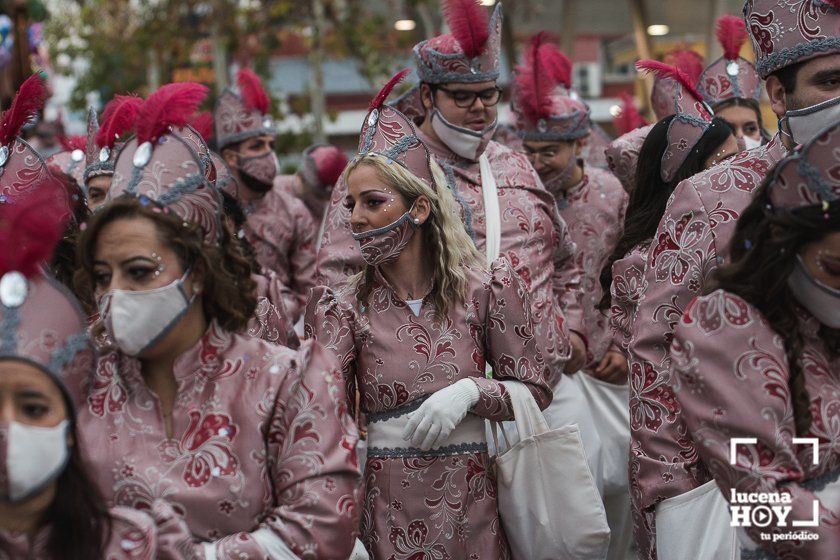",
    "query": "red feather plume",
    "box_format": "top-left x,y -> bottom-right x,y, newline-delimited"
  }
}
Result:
636,59 -> 704,103
0,175 -> 69,278
716,15 -> 748,60
96,95 -> 142,149
613,92 -> 648,135
0,73 -> 47,147
135,83 -> 208,145
664,49 -> 705,85
514,34 -> 558,124
369,68 -> 411,111
313,147 -> 349,186
58,135 -> 87,152
189,112 -> 214,142
443,0 -> 489,59
237,68 -> 270,114
824,0 -> 840,10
